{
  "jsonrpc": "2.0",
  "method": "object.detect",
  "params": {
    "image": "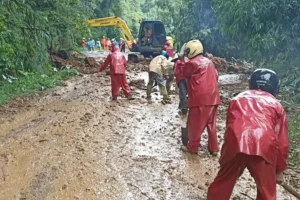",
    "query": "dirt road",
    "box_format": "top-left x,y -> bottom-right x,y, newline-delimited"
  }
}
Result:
0,51 -> 298,200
